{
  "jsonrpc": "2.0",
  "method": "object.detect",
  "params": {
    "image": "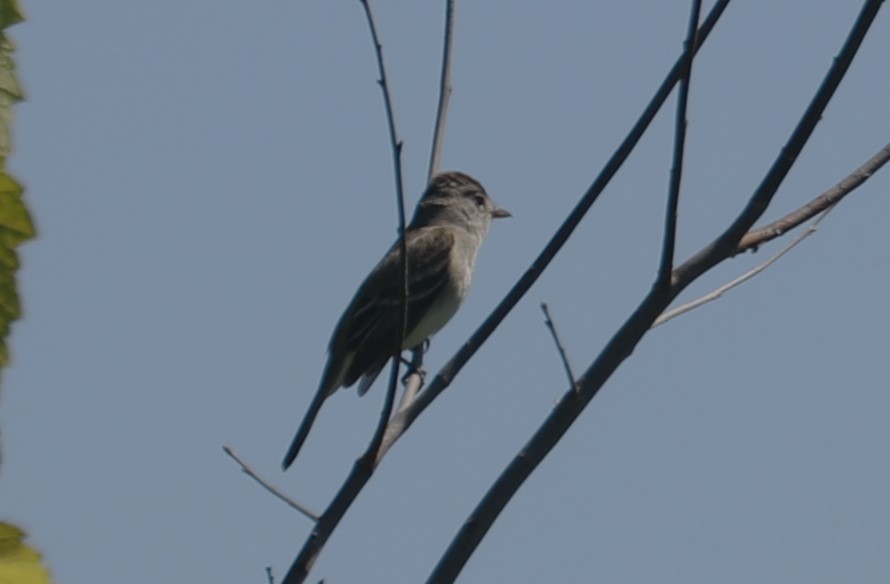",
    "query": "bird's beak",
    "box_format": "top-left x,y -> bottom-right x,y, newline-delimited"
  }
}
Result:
491,207 -> 512,219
